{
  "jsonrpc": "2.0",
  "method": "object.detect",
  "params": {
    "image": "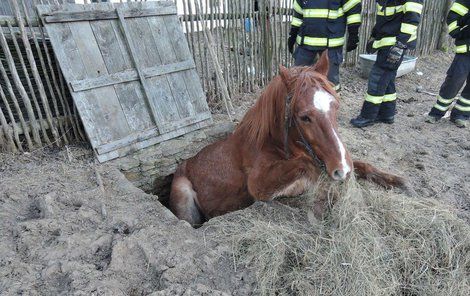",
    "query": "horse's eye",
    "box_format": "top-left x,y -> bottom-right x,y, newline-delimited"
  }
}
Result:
300,115 -> 311,122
